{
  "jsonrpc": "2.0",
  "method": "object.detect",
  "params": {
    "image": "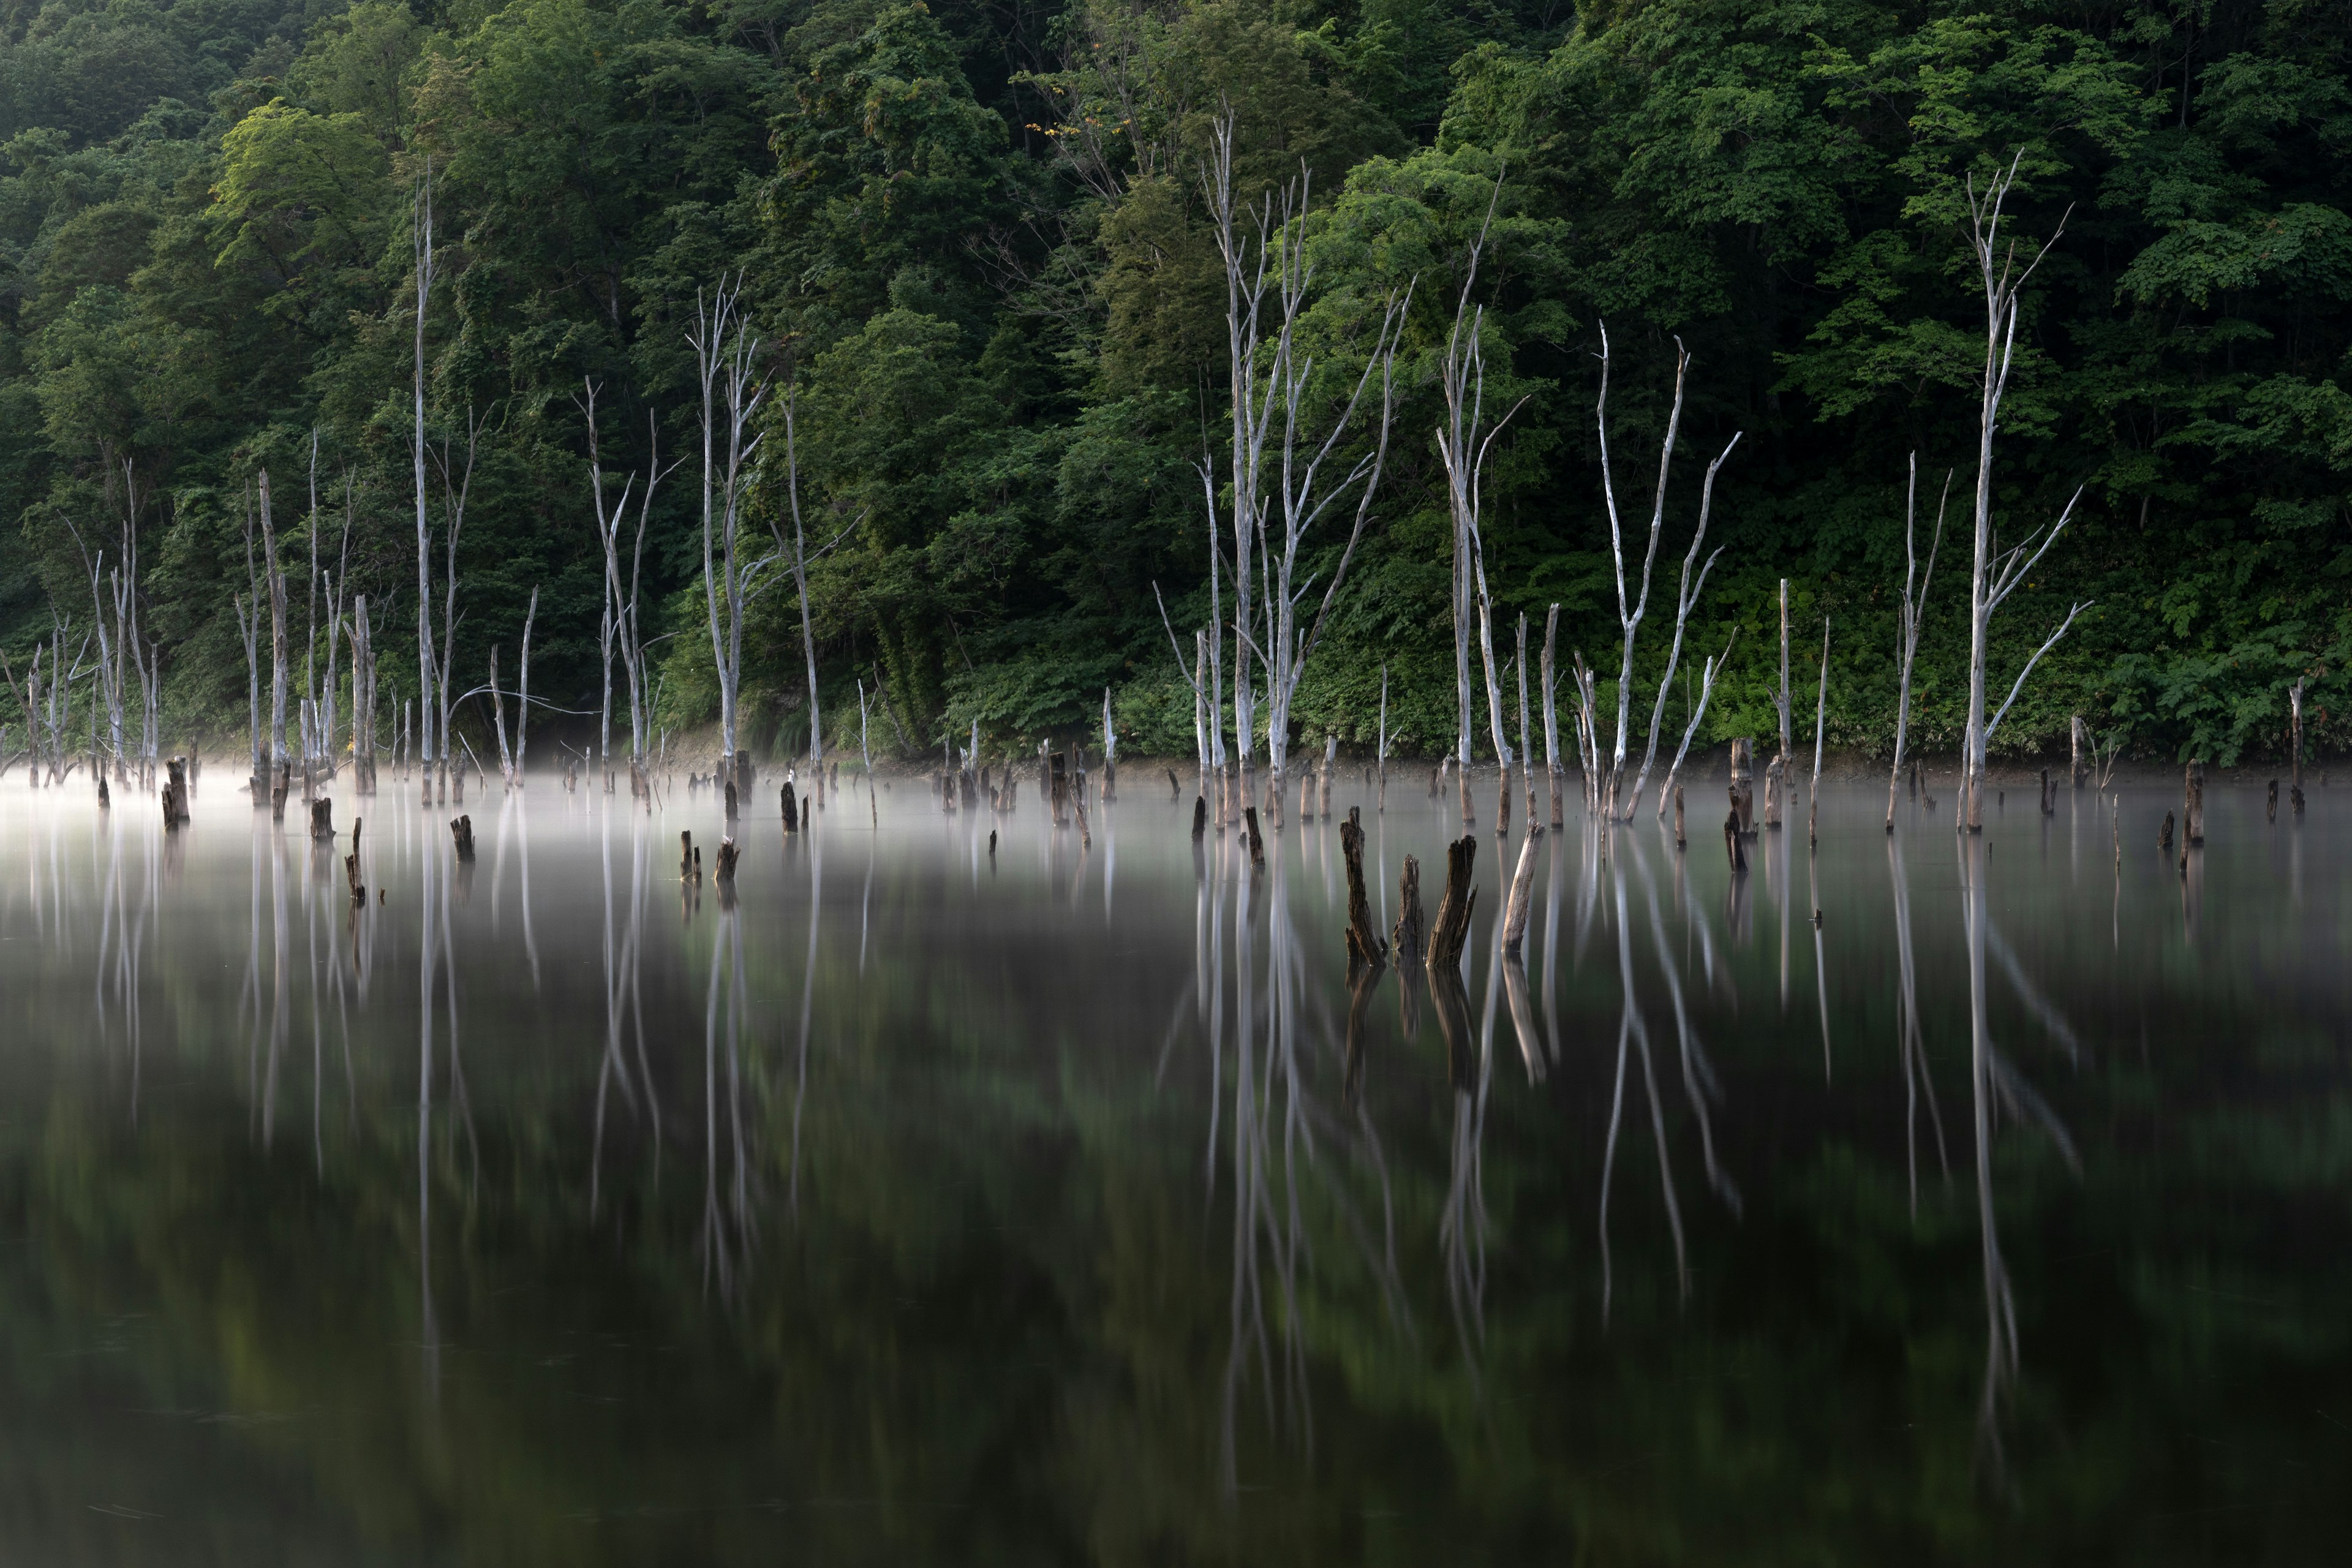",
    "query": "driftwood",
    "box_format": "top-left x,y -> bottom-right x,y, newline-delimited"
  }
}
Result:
714,838 -> 740,881
1392,855 -> 1425,964
1339,809 -> 1387,967
450,814 -> 475,860
1425,835 -> 1479,974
